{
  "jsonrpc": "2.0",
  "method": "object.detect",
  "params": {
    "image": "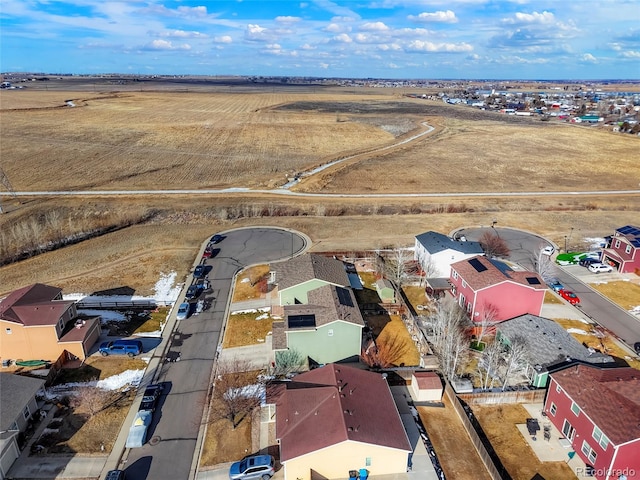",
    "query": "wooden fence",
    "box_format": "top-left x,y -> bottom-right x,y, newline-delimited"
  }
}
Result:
457,389 -> 546,405
75,299 -> 160,309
